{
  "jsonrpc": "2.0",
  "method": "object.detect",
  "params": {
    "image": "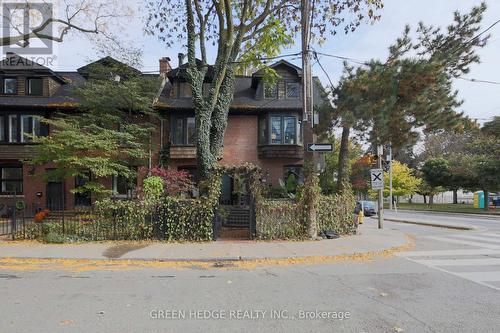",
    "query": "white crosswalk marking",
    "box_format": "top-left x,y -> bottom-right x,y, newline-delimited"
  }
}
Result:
412,258 -> 500,266
400,232 -> 500,291
449,234 -> 500,244
427,236 -> 500,249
